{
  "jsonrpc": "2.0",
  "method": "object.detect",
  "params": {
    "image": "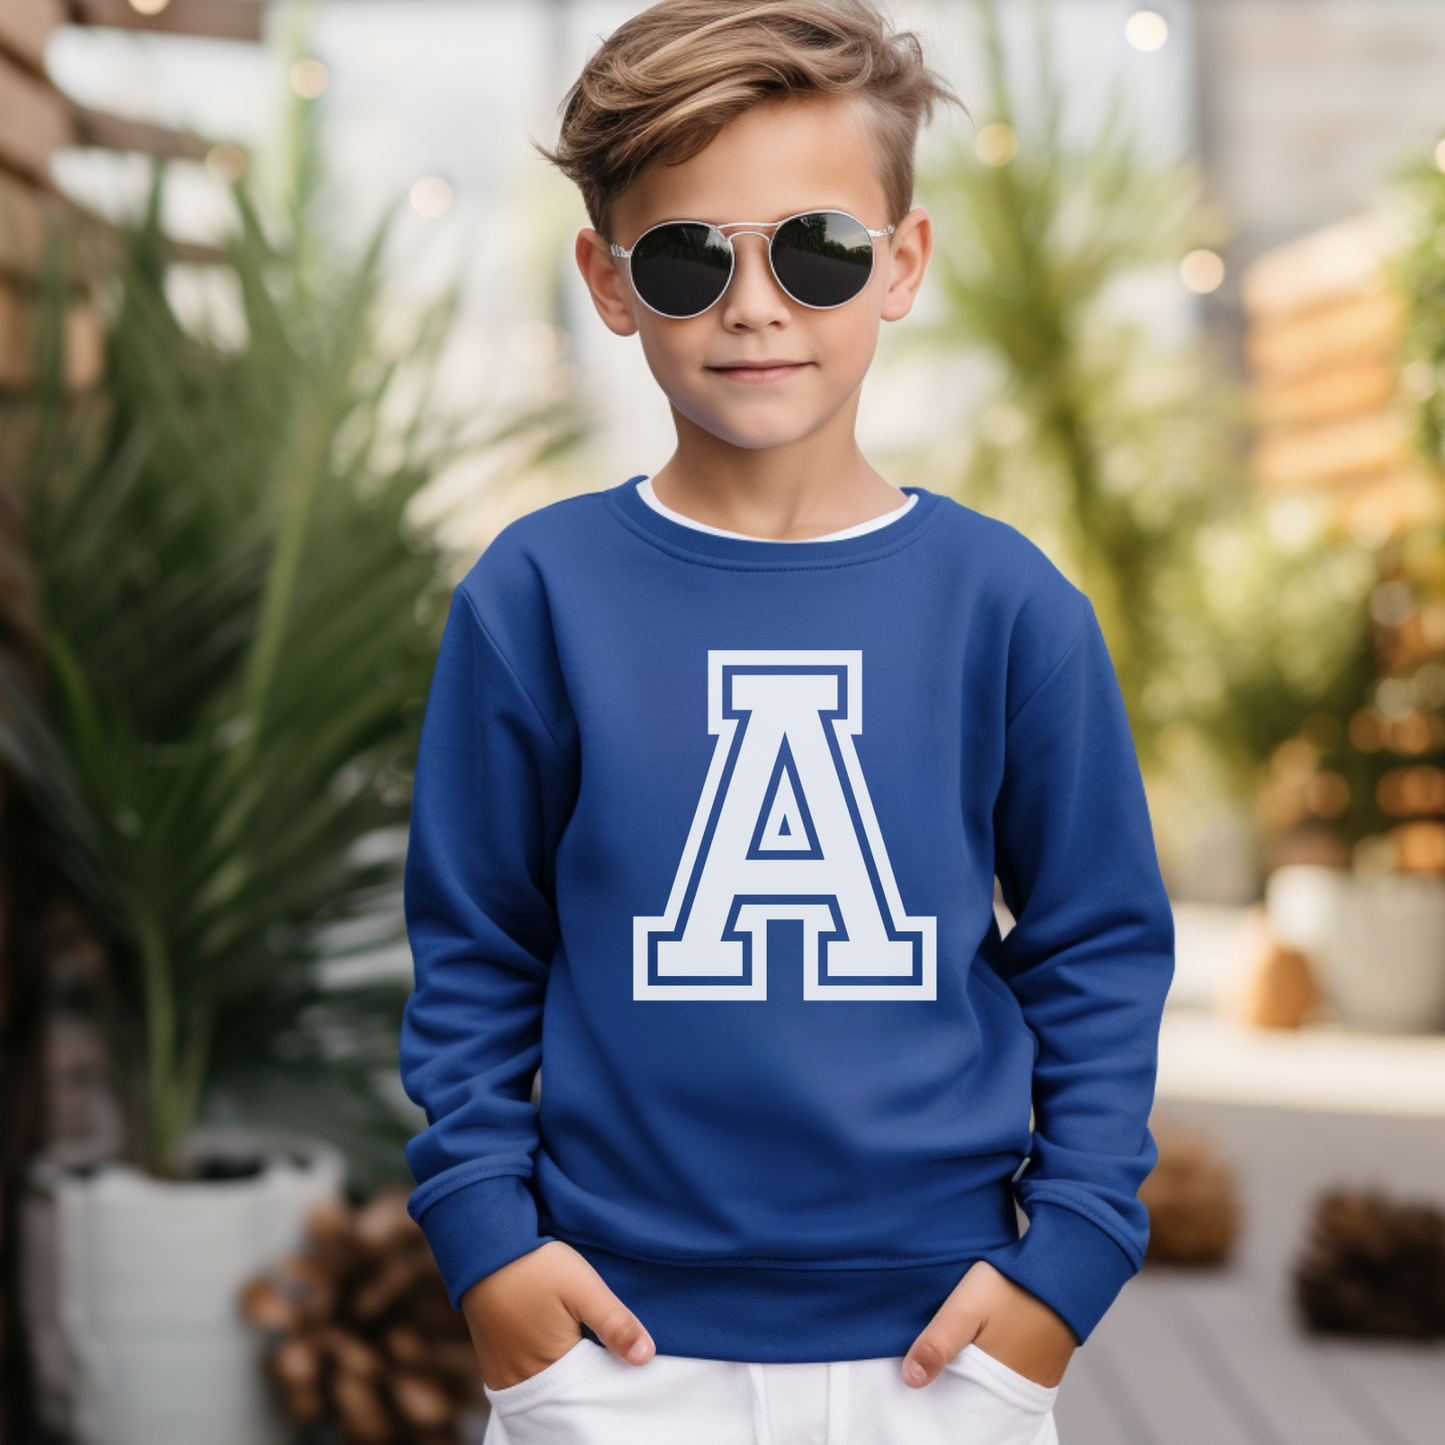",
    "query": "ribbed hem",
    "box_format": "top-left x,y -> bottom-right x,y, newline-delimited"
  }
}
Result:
570,1244 -> 1009,1363
411,1174 -> 555,1310
546,1178 -> 1016,1362
976,1200 -> 1138,1345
